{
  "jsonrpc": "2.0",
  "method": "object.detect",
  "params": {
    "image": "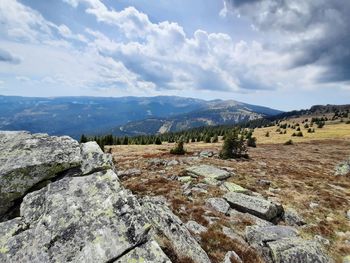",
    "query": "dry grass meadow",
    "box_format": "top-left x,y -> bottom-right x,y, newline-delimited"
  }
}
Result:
107,120 -> 350,262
